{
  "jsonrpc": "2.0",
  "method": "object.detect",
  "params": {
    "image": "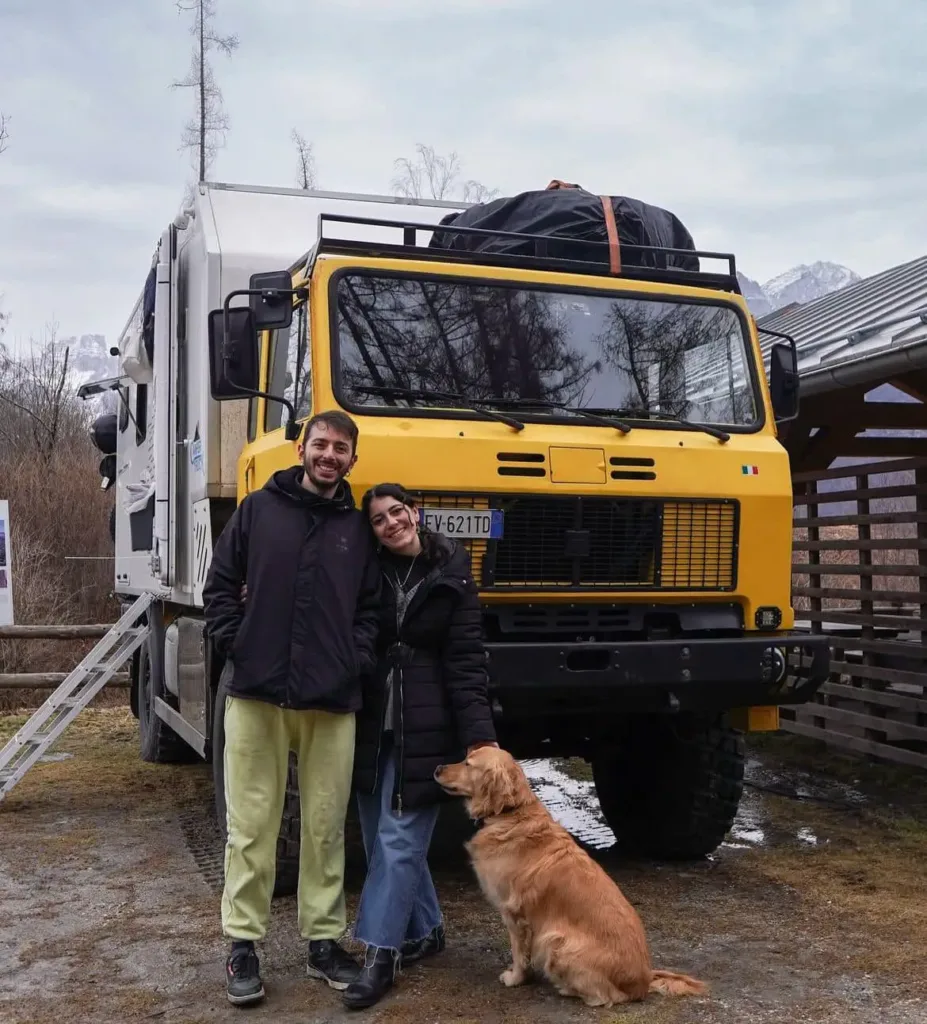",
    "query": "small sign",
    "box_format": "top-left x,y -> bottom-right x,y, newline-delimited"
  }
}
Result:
419,507 -> 504,540
0,500 -> 13,626
742,465 -> 759,476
